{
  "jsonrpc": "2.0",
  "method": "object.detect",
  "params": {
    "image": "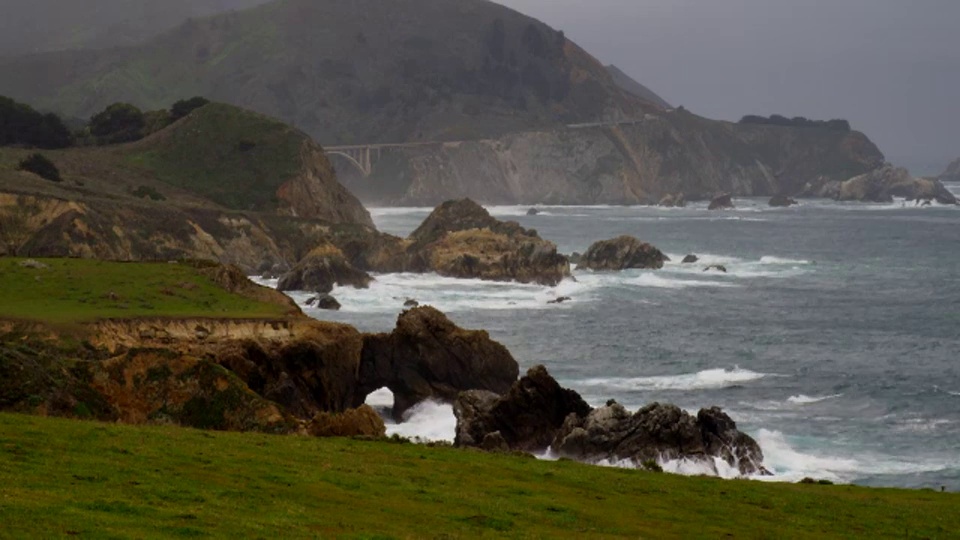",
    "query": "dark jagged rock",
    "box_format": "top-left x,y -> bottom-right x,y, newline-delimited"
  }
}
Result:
769,195 -> 799,207
277,242 -> 372,294
708,193 -> 735,210
408,199 -> 570,286
703,264 -> 728,273
305,294 -> 340,311
454,365 -> 766,475
569,252 -> 582,265
526,208 -> 541,216
577,236 -> 668,271
454,365 -> 591,452
681,254 -> 699,264
939,157 -> 960,183
552,402 -> 767,475
358,307 -> 519,420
